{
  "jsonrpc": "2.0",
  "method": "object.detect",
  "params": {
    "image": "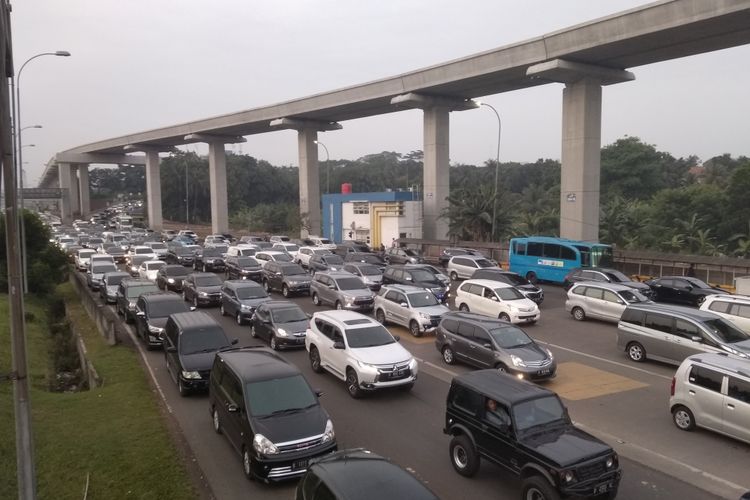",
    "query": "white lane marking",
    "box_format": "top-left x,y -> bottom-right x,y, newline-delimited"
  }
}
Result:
545,342 -> 672,381
122,322 -> 174,414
